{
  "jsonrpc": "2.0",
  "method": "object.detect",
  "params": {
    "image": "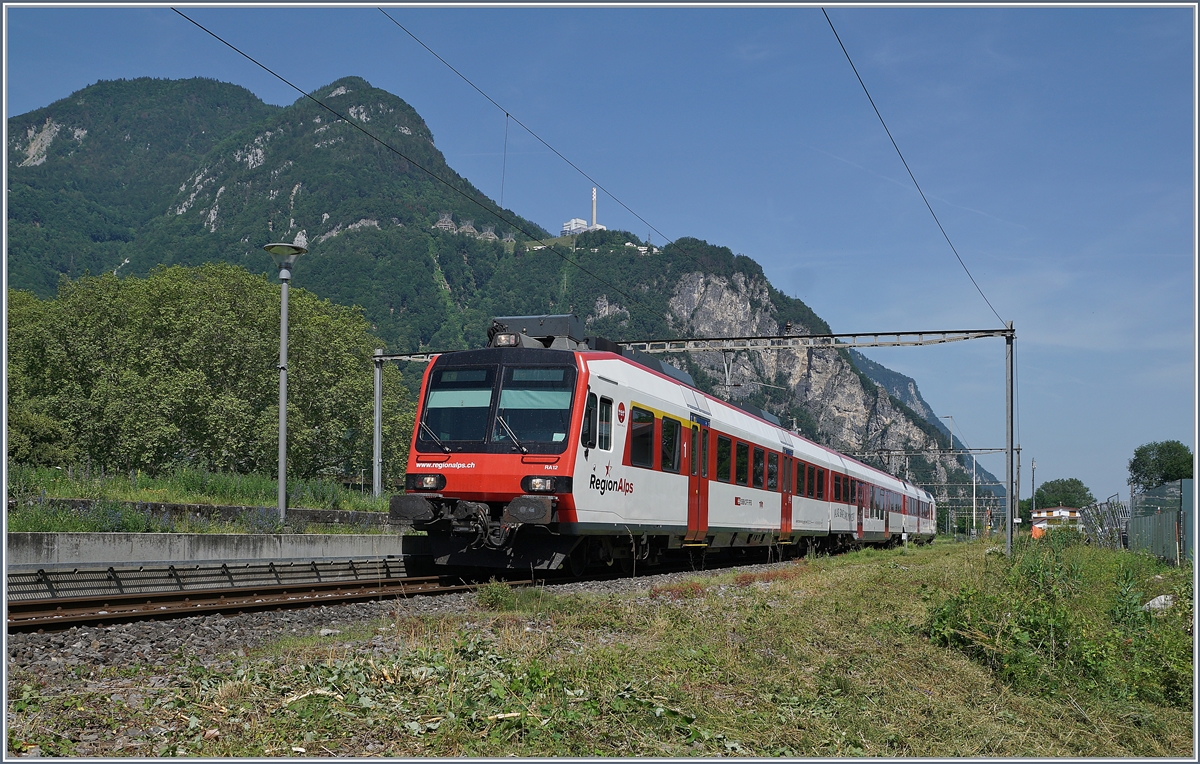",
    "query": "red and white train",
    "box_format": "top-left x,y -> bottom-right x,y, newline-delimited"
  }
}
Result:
391,315 -> 936,571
